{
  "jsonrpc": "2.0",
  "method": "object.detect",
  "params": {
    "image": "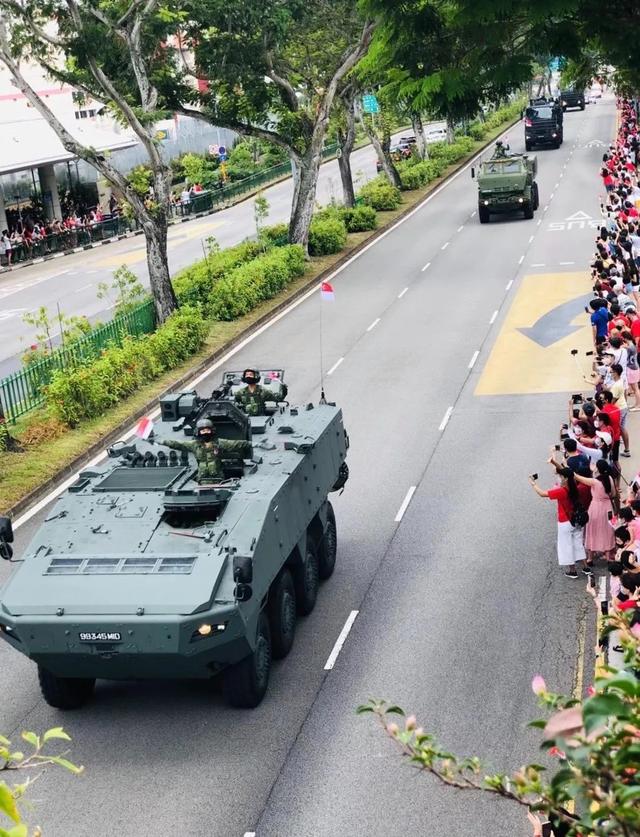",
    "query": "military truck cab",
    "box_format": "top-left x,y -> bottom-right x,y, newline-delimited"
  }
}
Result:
524,101 -> 563,150
474,150 -> 539,223
0,374 -> 349,710
560,89 -> 585,111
